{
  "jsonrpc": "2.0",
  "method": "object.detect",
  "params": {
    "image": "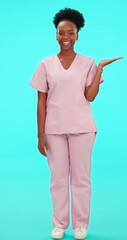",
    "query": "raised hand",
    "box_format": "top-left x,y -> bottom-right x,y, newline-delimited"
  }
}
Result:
99,57 -> 123,68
